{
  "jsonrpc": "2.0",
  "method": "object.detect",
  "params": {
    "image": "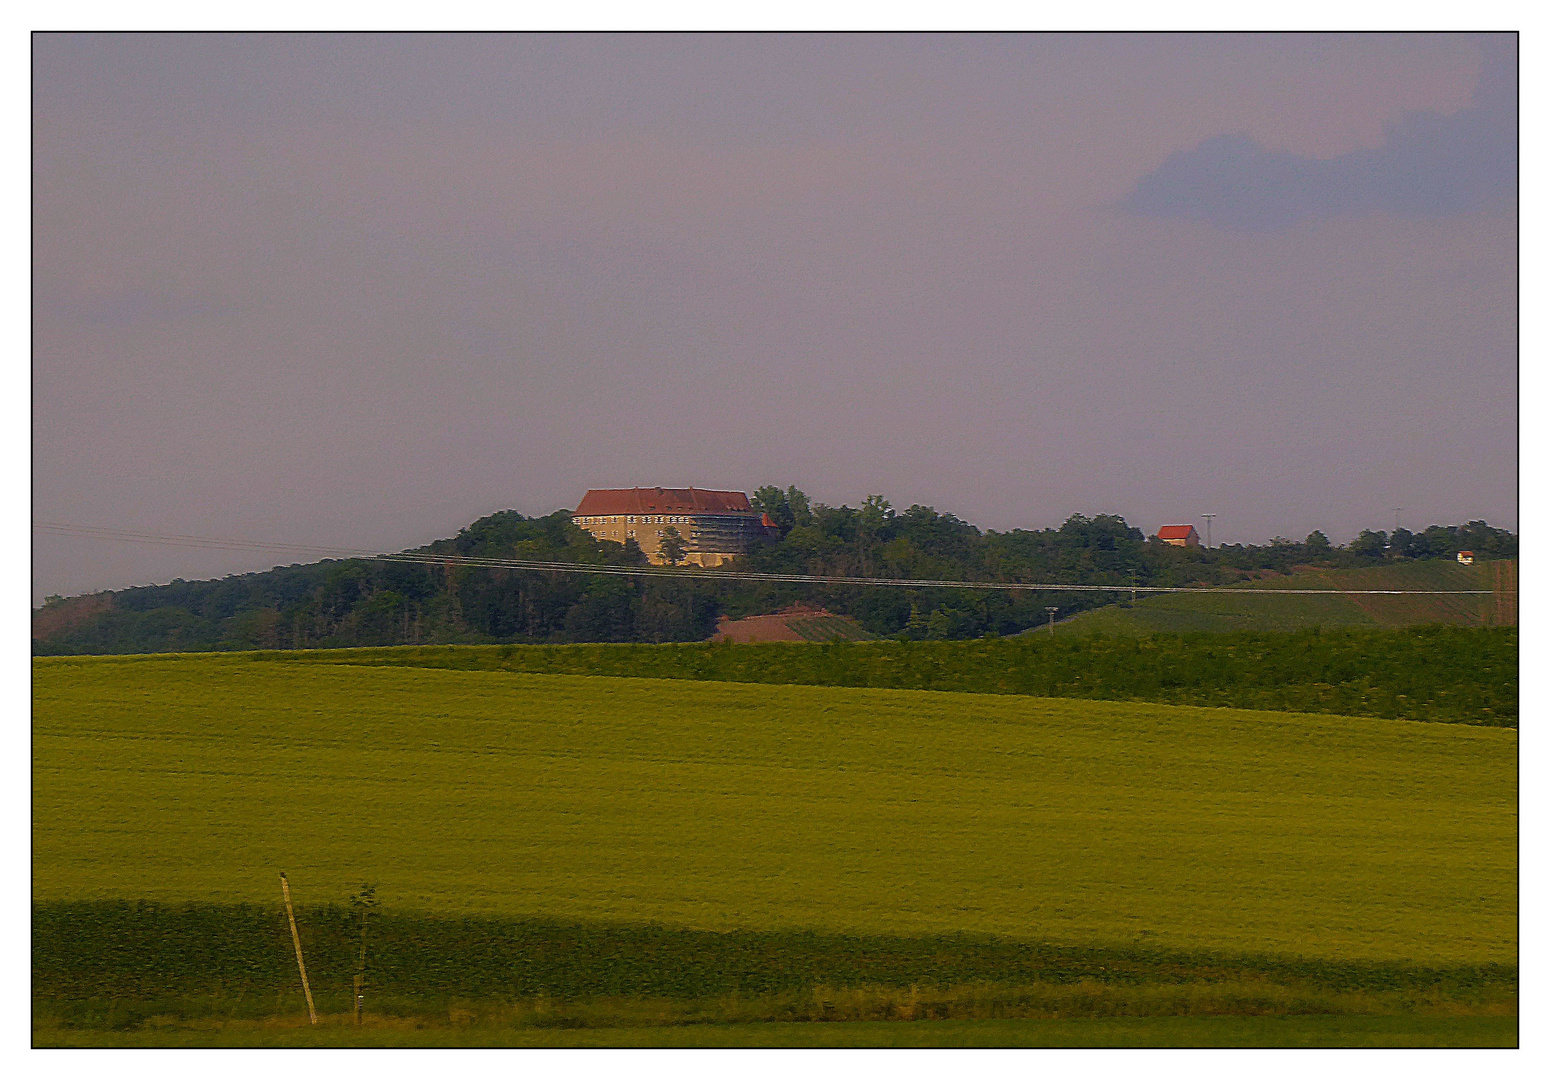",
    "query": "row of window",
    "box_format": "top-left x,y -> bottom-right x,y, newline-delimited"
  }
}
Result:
577,514 -> 695,525
580,526 -> 699,541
